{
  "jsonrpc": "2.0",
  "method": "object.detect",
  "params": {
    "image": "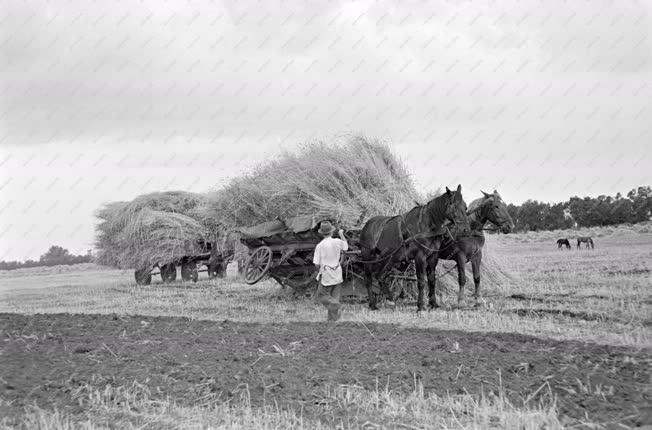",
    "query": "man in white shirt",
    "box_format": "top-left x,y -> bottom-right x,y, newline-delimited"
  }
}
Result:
313,221 -> 349,321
